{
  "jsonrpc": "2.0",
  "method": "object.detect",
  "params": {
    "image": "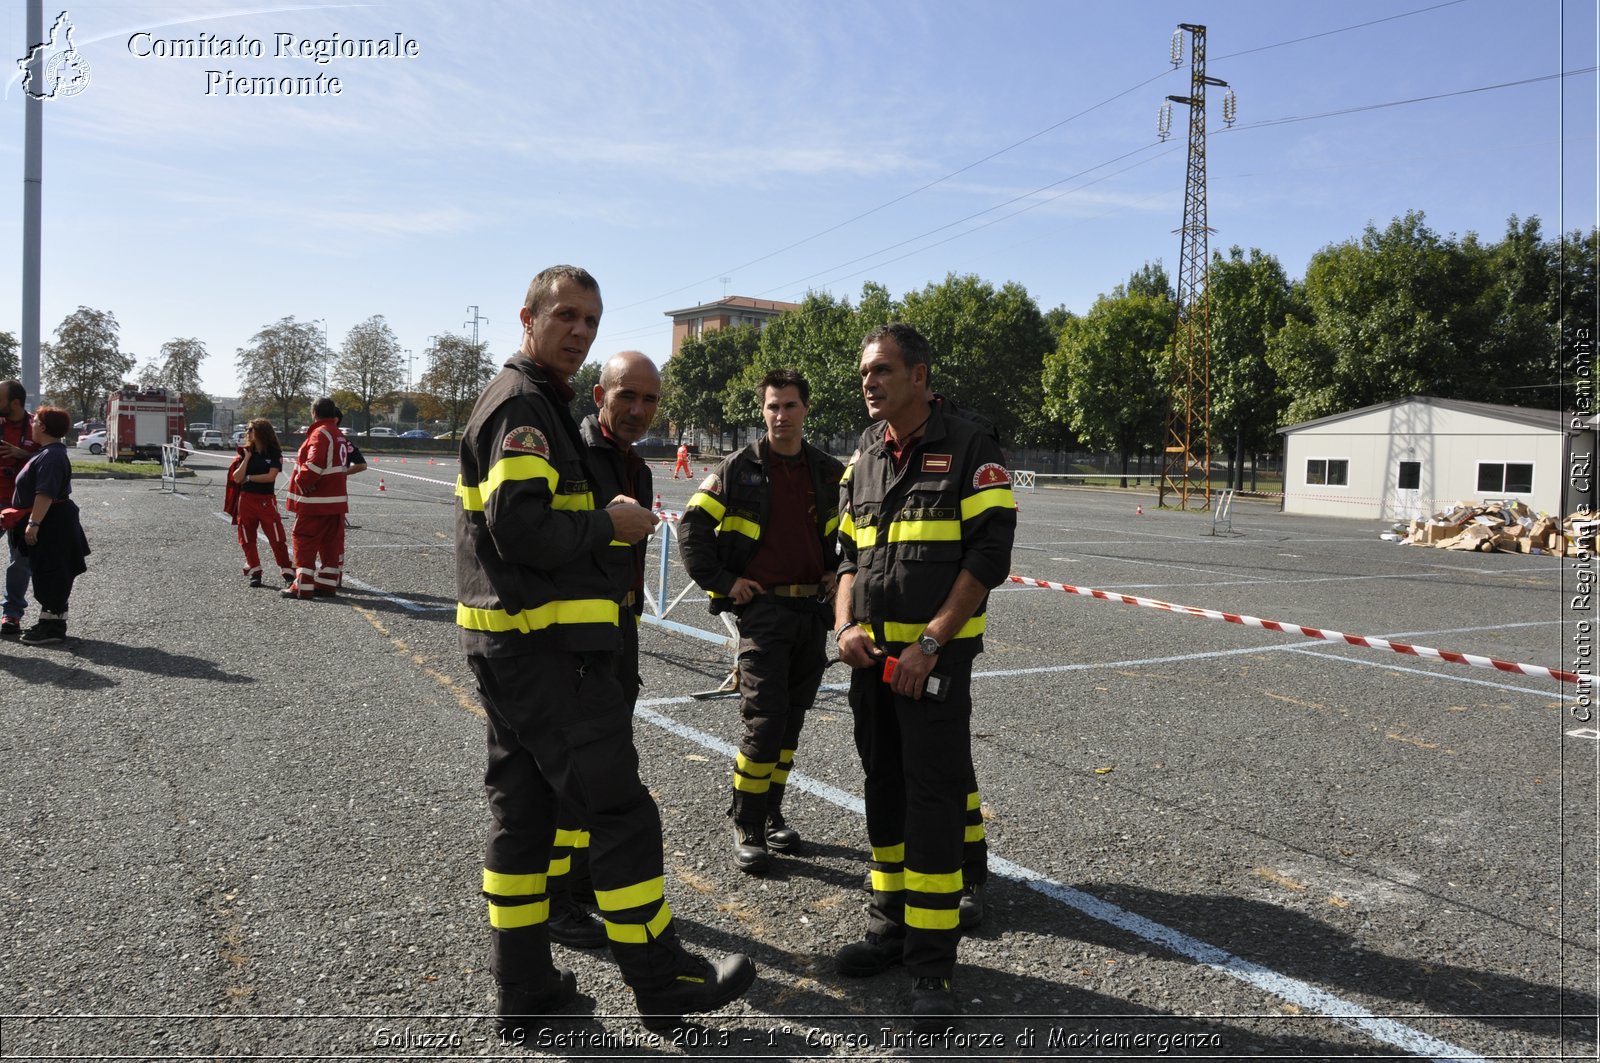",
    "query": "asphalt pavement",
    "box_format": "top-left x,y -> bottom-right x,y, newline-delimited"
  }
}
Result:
0,450 -> 1594,1061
